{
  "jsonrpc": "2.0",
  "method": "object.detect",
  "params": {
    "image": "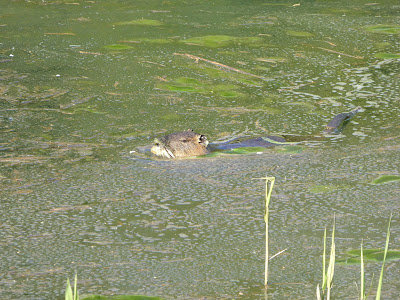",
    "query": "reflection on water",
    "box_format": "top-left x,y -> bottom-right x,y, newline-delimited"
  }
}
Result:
1,0 -> 399,299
